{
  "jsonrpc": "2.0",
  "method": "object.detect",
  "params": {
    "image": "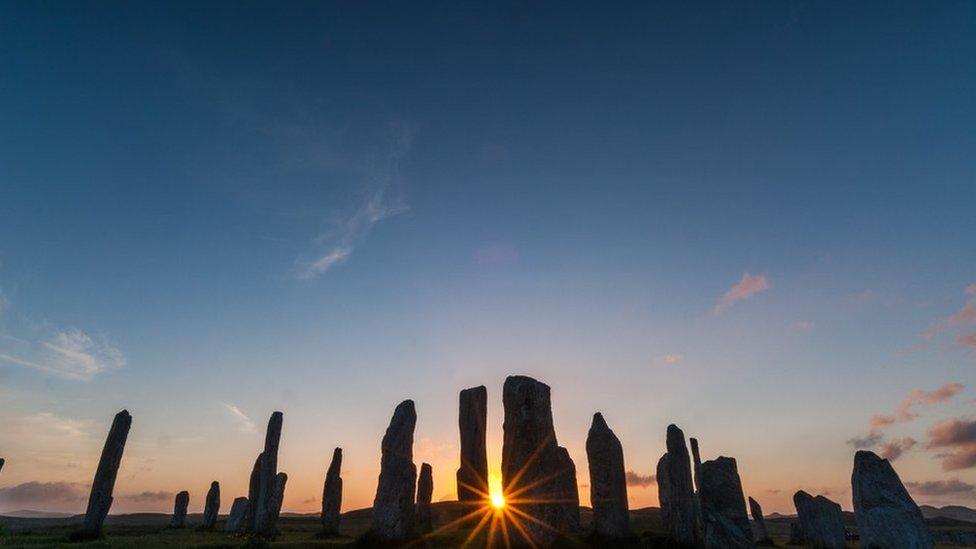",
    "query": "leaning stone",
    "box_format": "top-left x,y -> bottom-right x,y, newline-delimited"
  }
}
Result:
749,496 -> 771,544
254,411 -> 284,537
690,437 -> 702,493
416,462 -> 434,533
586,412 -> 630,539
501,375 -> 580,546
456,385 -> 489,503
202,481 -> 220,530
793,490 -> 845,549
372,399 -> 418,541
170,491 -> 189,528
79,409 -> 132,538
657,424 -> 699,545
698,457 -> 754,548
321,447 -> 343,534
225,497 -> 249,532
852,450 -> 932,549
